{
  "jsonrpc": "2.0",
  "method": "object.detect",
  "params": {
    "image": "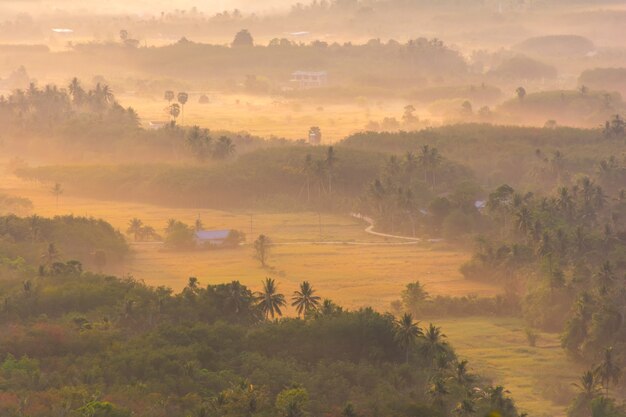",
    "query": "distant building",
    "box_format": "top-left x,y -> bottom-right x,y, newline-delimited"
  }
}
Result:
194,230 -> 233,247
147,121 -> 168,130
291,71 -> 328,88
308,126 -> 322,145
